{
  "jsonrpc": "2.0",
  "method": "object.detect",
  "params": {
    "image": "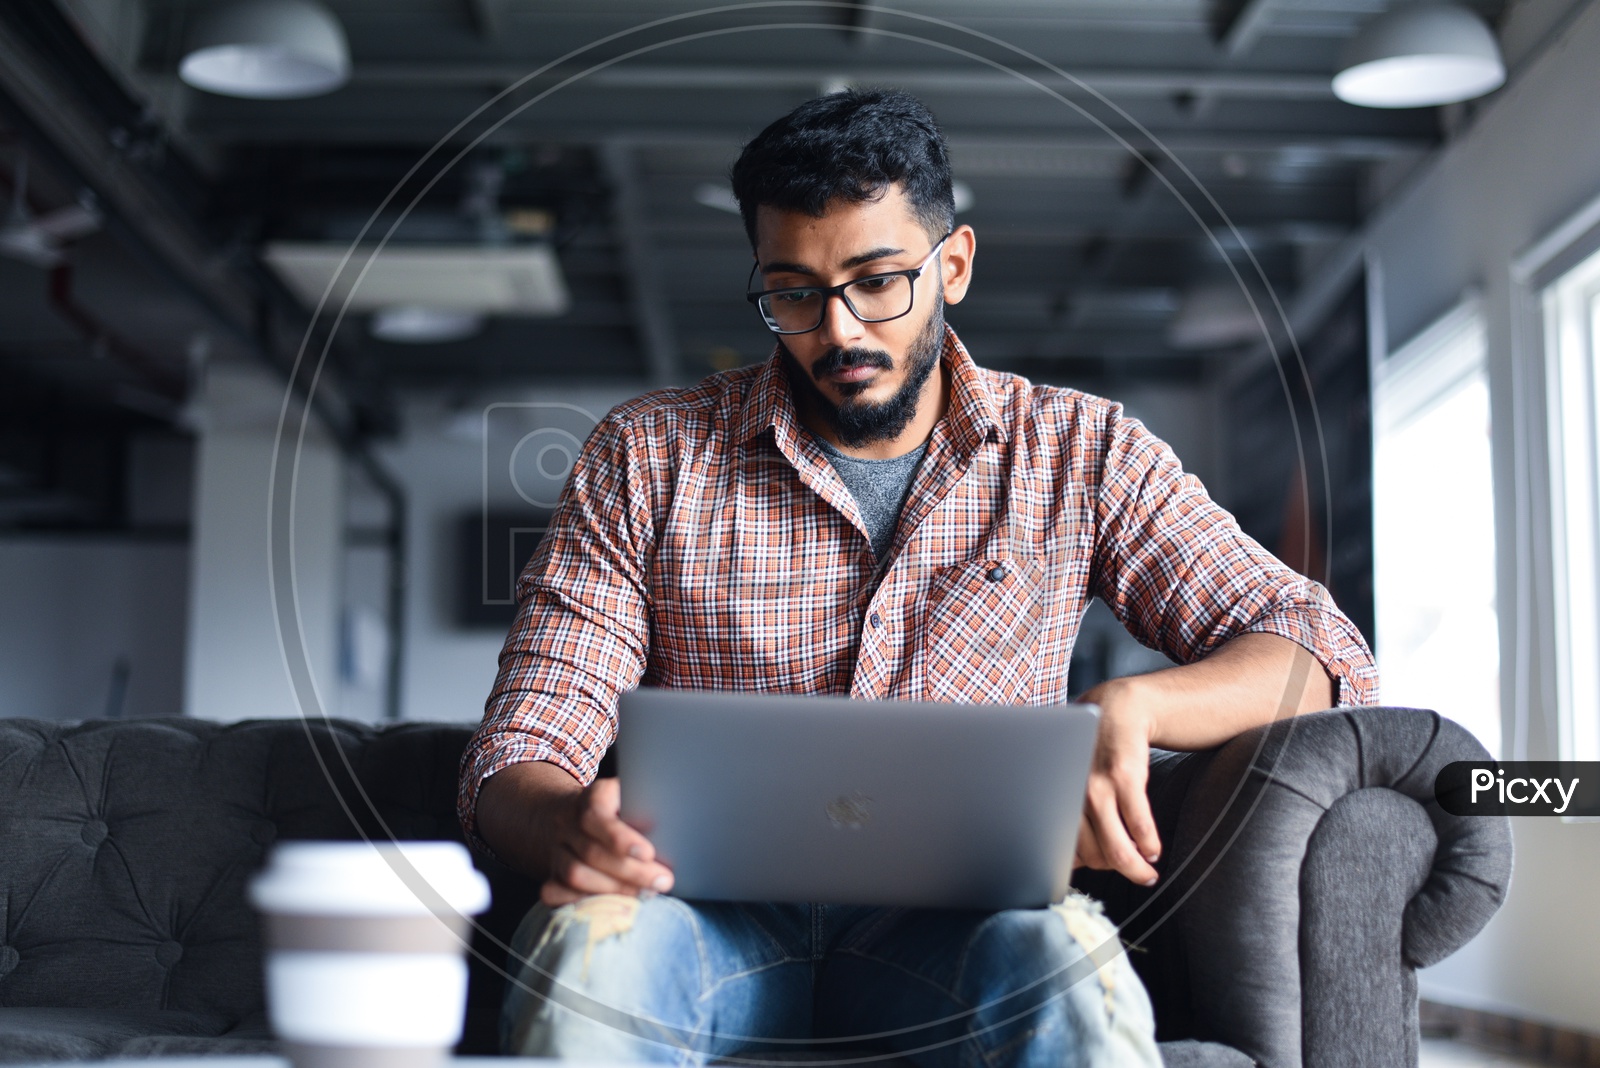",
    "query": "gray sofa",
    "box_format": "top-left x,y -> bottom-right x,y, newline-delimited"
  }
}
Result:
0,707 -> 1510,1067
